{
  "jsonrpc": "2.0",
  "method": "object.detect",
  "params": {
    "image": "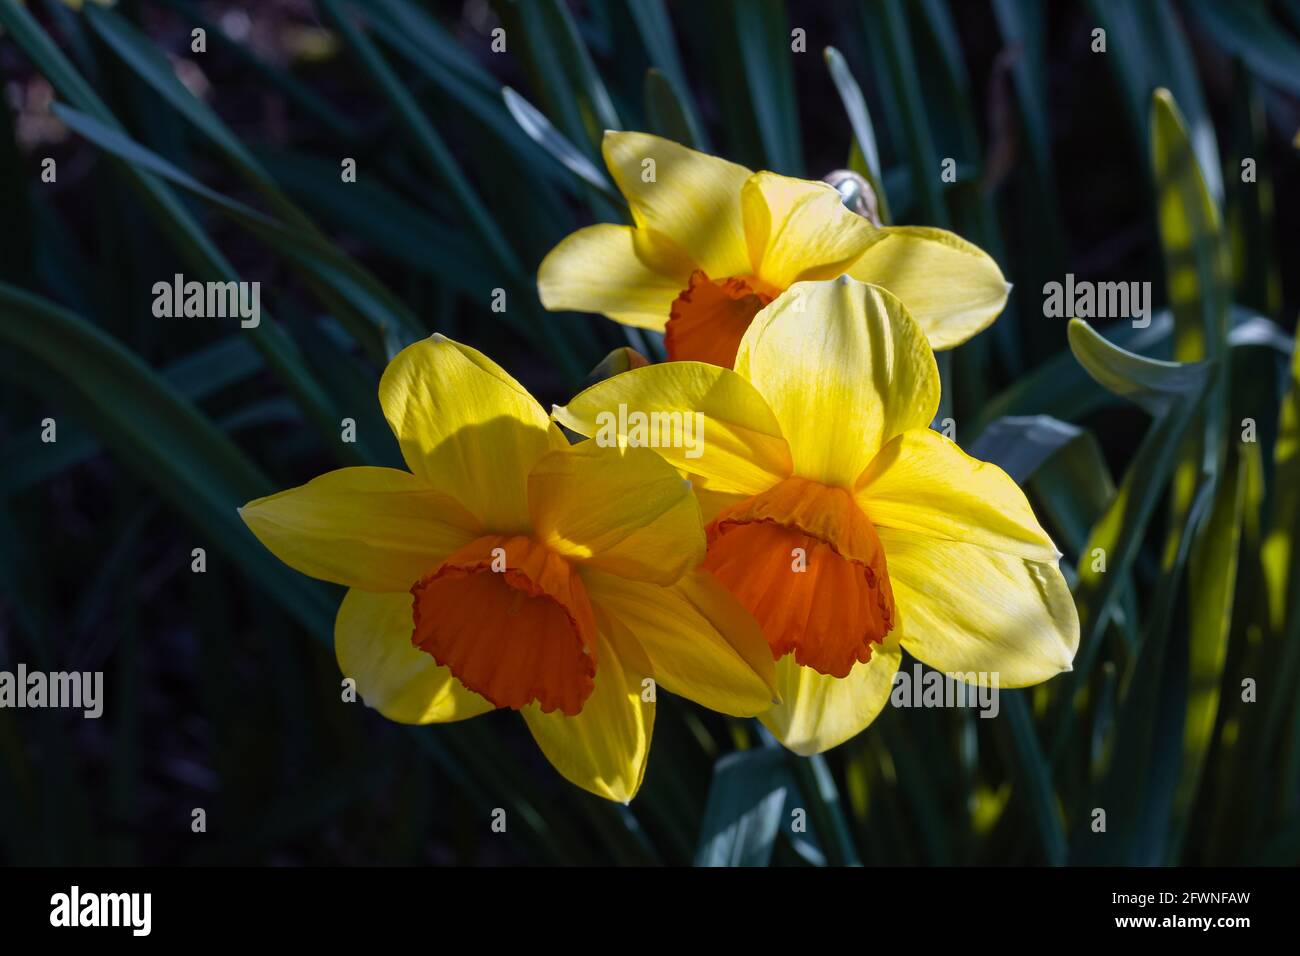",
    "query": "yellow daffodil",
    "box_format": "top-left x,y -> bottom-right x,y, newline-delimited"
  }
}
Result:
239,335 -> 777,801
538,131 -> 1009,367
555,277 -> 1078,755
